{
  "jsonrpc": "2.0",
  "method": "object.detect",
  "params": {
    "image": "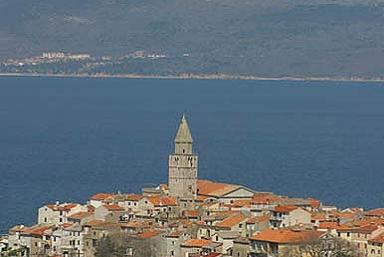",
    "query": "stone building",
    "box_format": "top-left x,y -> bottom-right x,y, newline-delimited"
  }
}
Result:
168,114 -> 198,207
